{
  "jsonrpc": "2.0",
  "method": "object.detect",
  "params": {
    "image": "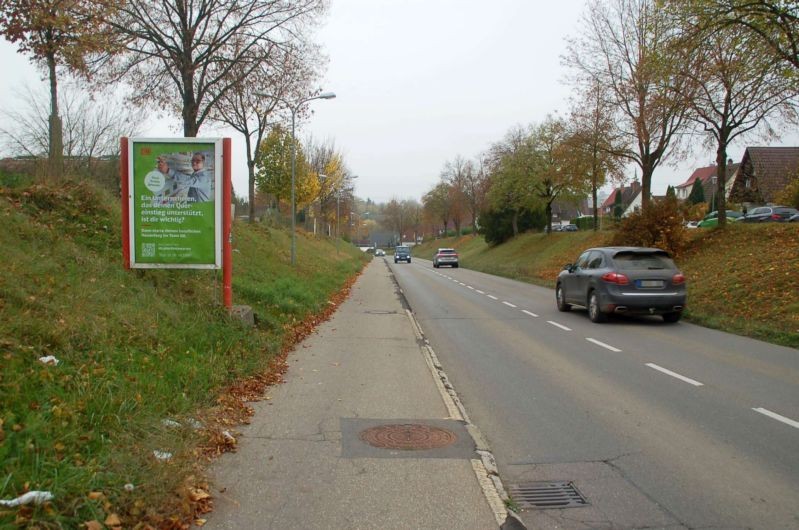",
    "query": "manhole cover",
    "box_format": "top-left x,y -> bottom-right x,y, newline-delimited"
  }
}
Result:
358,424 -> 457,450
508,481 -> 589,509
